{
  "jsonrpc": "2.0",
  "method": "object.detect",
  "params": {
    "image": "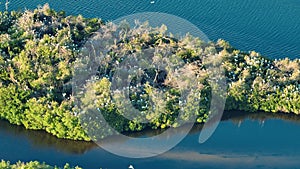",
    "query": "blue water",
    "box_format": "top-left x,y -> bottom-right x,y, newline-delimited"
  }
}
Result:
1,112 -> 300,169
1,0 -> 300,59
